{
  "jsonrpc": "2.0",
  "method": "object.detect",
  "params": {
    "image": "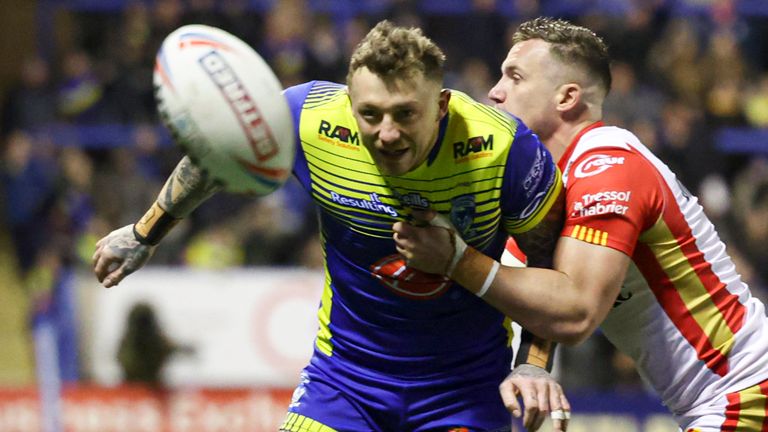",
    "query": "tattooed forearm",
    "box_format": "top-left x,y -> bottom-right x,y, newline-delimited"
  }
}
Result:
514,188 -> 565,268
158,156 -> 222,217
